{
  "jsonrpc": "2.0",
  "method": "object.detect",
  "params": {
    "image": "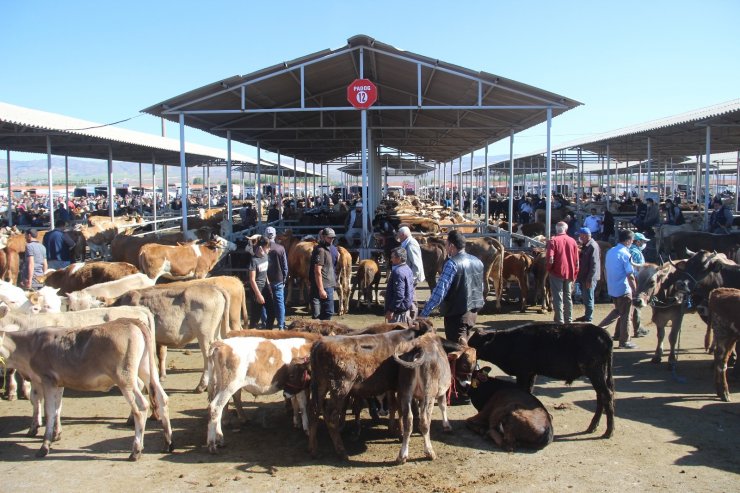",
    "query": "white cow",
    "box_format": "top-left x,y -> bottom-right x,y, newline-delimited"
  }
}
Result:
66,273 -> 156,310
